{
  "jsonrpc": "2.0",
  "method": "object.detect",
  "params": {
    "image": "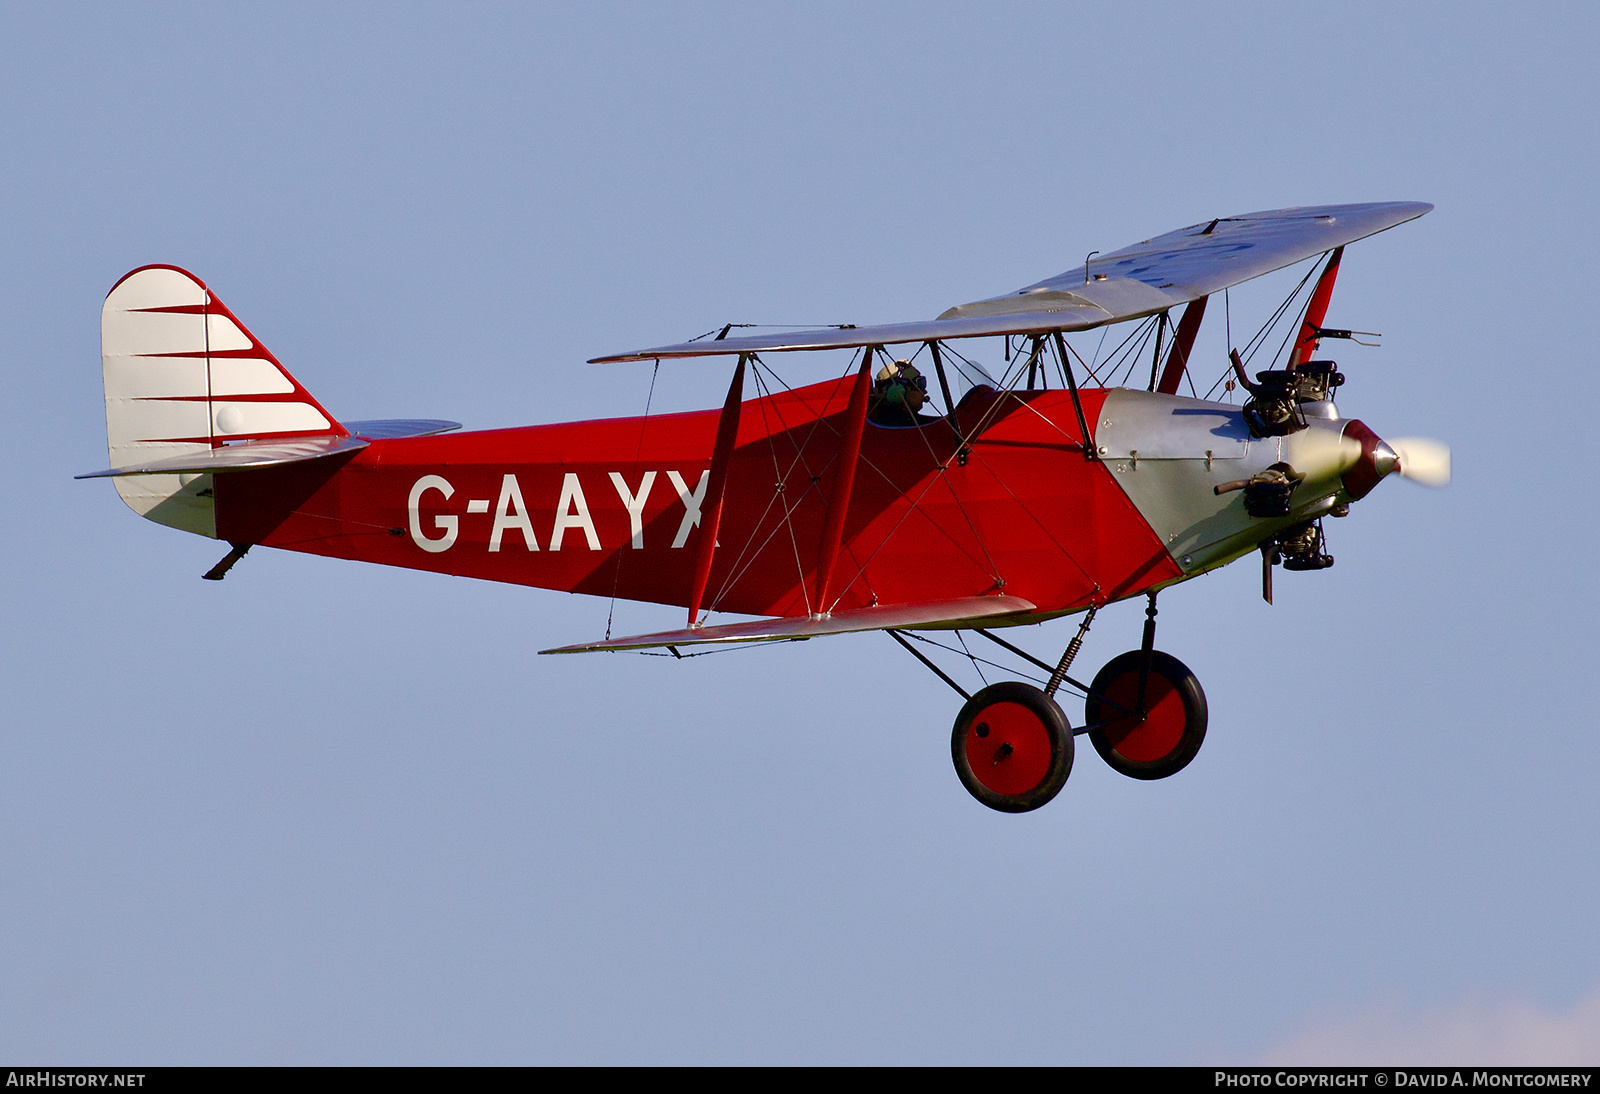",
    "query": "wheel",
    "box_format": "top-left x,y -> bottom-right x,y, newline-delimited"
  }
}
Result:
950,682 -> 1073,813
1085,650 -> 1207,780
